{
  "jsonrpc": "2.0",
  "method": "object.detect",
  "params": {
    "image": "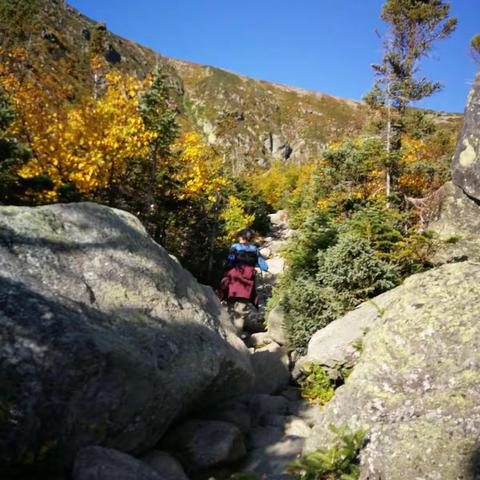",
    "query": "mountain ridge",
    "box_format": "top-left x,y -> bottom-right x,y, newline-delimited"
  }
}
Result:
0,0 -> 462,169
